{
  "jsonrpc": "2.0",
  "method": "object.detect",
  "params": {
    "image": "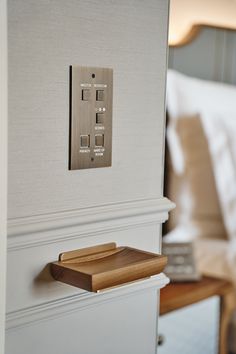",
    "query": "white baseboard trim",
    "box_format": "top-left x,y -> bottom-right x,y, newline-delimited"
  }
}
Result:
6,273 -> 169,330
8,197 -> 175,251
